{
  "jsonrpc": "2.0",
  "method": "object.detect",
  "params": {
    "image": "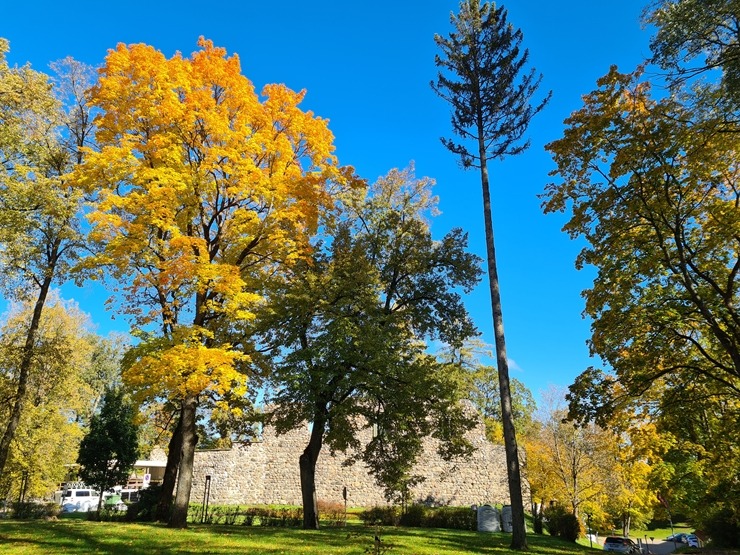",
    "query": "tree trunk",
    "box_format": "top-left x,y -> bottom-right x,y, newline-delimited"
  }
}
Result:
623,511 -> 631,537
299,408 -> 326,529
478,153 -> 527,549
97,483 -> 105,513
168,395 -> 197,528
156,413 -> 183,521
0,275 -> 53,475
